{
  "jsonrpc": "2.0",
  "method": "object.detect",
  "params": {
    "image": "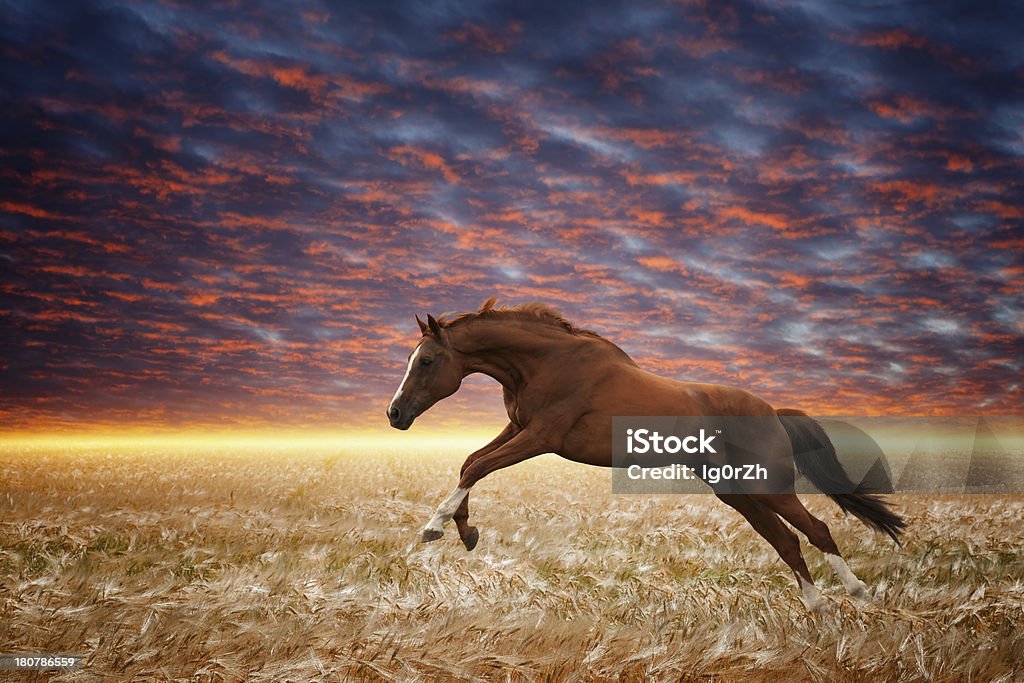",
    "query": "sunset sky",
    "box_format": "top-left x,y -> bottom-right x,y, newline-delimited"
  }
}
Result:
1,0 -> 1021,436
